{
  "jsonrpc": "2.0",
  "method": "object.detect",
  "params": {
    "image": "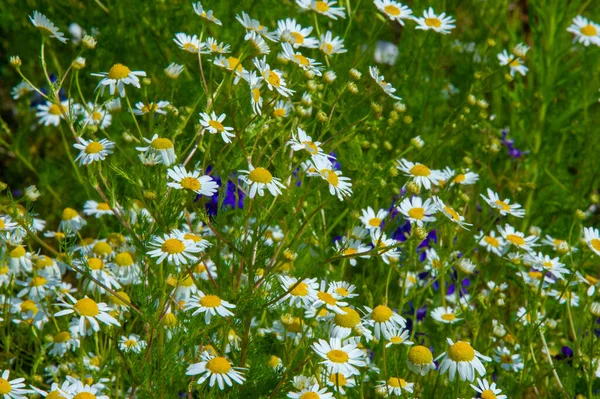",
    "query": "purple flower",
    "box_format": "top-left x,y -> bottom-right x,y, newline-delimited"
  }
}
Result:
501,129 -> 528,159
